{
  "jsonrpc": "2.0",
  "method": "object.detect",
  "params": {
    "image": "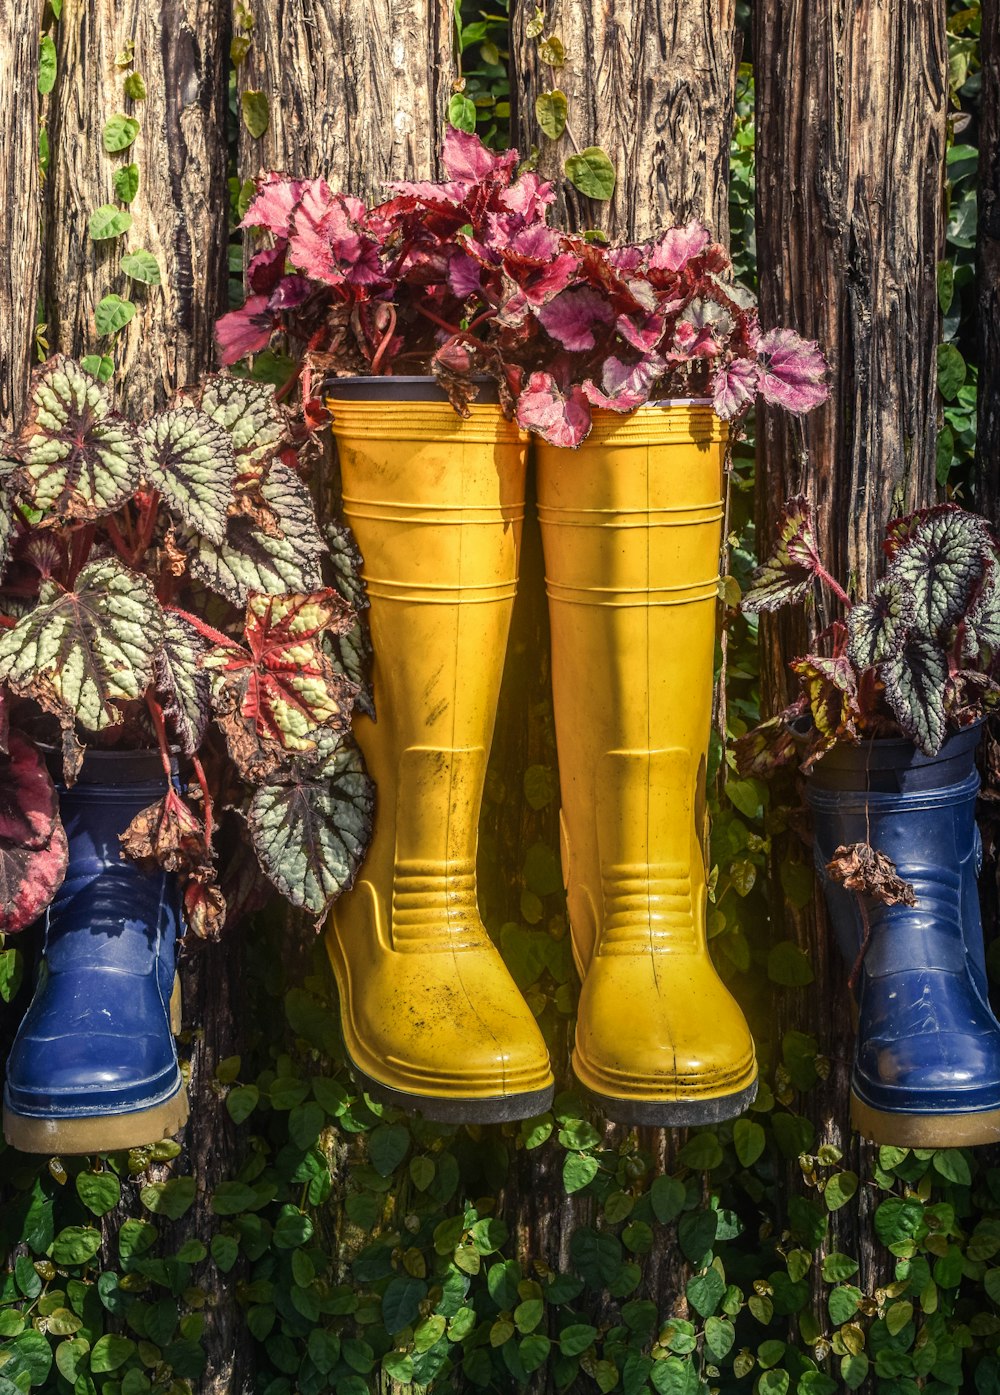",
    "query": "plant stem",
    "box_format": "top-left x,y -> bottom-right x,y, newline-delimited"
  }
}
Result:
145,692 -> 175,783
191,753 -> 215,844
815,563 -> 851,610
